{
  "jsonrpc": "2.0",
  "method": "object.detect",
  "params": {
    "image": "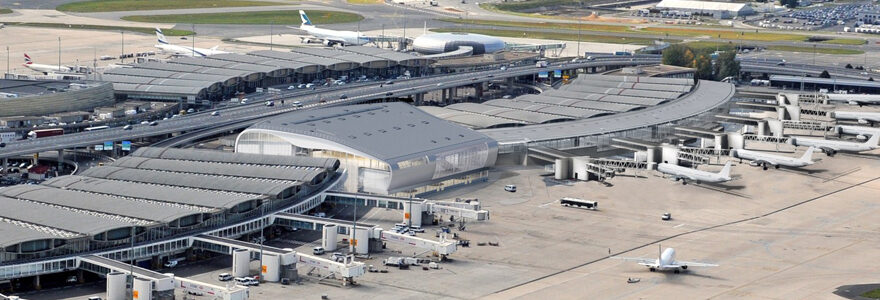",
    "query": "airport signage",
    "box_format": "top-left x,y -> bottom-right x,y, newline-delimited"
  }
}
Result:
121,141 -> 132,151
554,70 -> 562,78
94,144 -> 104,151
104,141 -> 113,151
538,72 -> 549,78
